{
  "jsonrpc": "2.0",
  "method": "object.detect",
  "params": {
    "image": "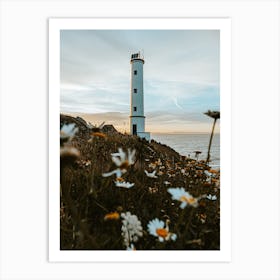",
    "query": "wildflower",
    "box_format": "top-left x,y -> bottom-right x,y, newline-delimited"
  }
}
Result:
197,213 -> 207,224
60,146 -> 80,163
104,212 -> 120,221
148,186 -> 158,194
163,181 -> 171,186
145,170 -> 158,178
204,170 -> 213,177
167,187 -> 201,208
147,218 -> 177,242
91,132 -> 107,138
126,244 -> 136,250
114,180 -> 135,189
155,158 -> 162,166
148,162 -> 157,169
121,212 -> 143,248
204,110 -> 220,120
206,194 -> 217,201
102,148 -> 136,178
60,123 -> 78,143
204,110 -> 220,163
209,169 -> 219,175
111,148 -> 135,168
102,168 -> 124,179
